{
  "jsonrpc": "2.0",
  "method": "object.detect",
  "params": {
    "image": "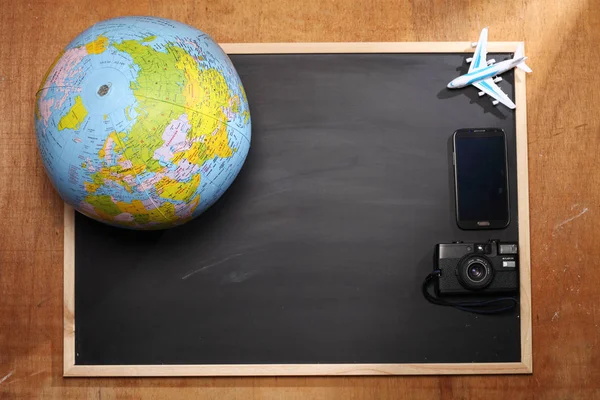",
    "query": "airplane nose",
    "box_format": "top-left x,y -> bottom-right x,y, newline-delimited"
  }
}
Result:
447,82 -> 453,88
